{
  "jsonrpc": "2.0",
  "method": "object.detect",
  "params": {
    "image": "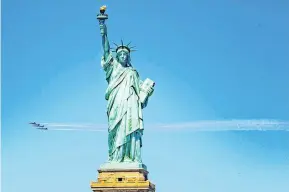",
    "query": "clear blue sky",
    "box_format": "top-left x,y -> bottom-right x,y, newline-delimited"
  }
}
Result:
2,0 -> 289,191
